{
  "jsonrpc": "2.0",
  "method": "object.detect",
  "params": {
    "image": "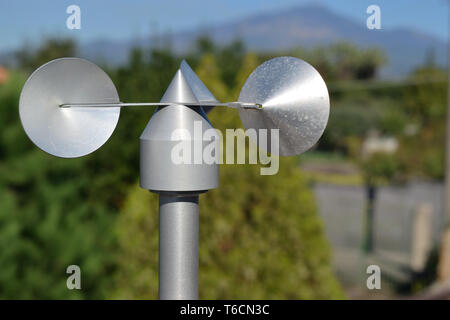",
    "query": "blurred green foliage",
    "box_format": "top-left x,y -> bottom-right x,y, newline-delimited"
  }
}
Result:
292,42 -> 386,82
113,60 -> 343,298
321,65 -> 446,184
361,152 -> 401,186
0,71 -> 117,298
399,66 -> 447,180
15,39 -> 77,73
114,160 -> 344,299
0,33 -> 445,299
